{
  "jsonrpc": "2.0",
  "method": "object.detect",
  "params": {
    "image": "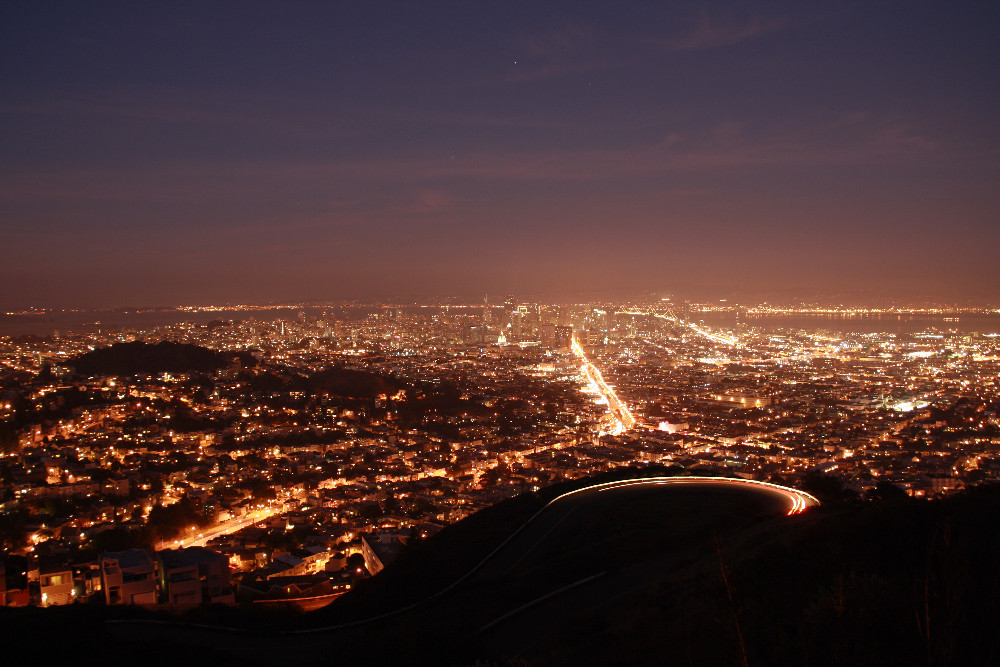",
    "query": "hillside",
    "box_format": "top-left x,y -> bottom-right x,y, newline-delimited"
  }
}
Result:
69,341 -> 249,377
310,479 -> 1000,666
304,473 -> 1000,667
306,366 -> 404,399
497,483 -> 1000,666
3,475 -> 998,666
